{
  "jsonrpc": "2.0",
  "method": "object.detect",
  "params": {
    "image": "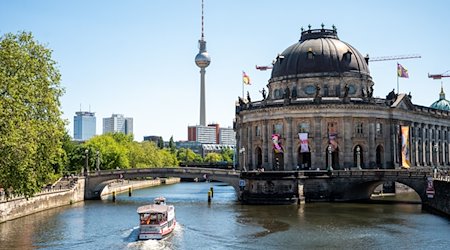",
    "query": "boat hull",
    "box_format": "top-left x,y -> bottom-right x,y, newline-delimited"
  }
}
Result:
138,219 -> 176,240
